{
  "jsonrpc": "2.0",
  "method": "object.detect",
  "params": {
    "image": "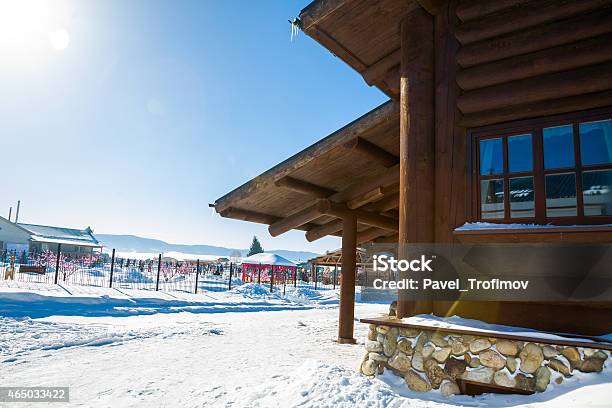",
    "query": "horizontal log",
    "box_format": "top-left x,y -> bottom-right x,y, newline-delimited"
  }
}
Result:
275,176 -> 335,198
456,0 -> 530,22
457,34 -> 612,91
459,90 -> 612,128
344,137 -> 399,167
220,208 -> 279,225
347,187 -> 384,209
268,201 -> 325,237
367,192 -> 400,212
375,234 -> 399,243
305,219 -> 343,242
455,0 -> 612,45
362,49 -> 400,86
333,164 -> 400,203
357,228 -> 391,245
320,200 -> 399,231
457,61 -> 612,114
457,9 -> 612,68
